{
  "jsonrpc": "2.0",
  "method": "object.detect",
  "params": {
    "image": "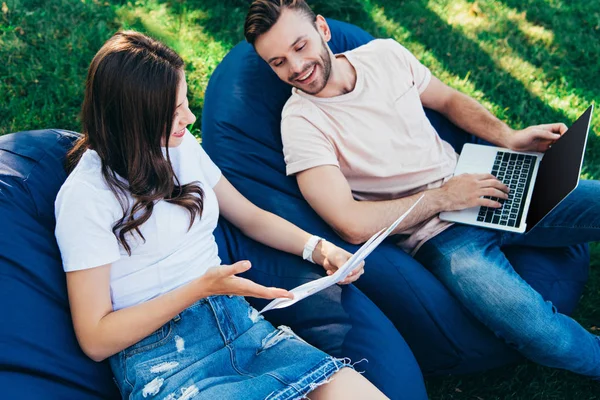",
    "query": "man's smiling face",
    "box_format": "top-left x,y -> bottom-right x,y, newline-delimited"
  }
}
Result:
254,10 -> 332,95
